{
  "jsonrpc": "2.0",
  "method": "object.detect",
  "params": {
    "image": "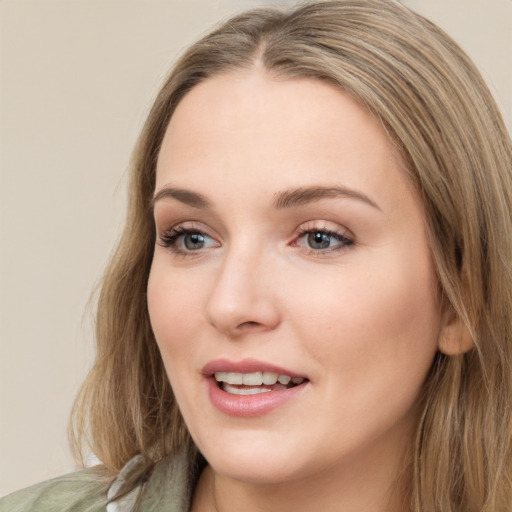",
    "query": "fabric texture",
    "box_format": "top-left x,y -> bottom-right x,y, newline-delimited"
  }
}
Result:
0,449 -> 193,512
